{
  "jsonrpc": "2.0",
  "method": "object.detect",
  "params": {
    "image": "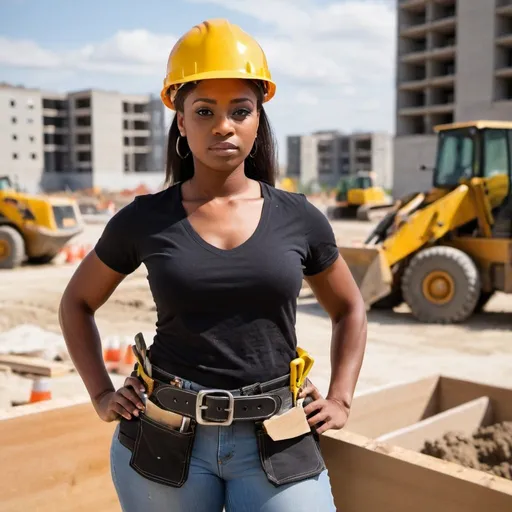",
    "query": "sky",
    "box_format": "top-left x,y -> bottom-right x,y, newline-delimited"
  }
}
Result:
0,0 -> 397,164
